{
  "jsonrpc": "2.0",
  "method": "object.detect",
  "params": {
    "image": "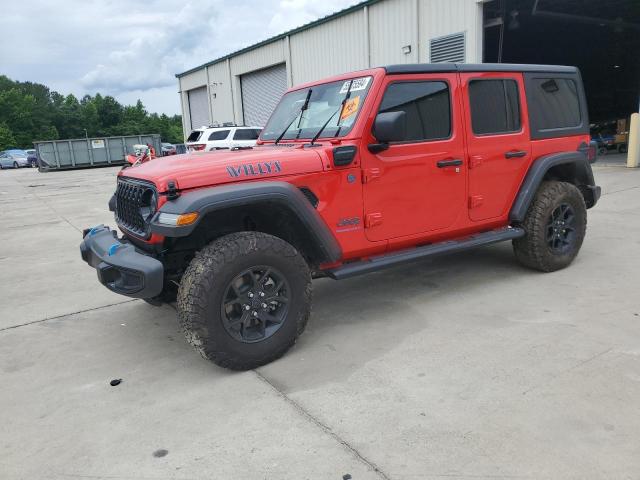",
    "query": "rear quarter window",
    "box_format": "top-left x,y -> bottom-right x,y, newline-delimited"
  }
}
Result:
524,72 -> 588,140
528,78 -> 581,129
233,129 -> 260,140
